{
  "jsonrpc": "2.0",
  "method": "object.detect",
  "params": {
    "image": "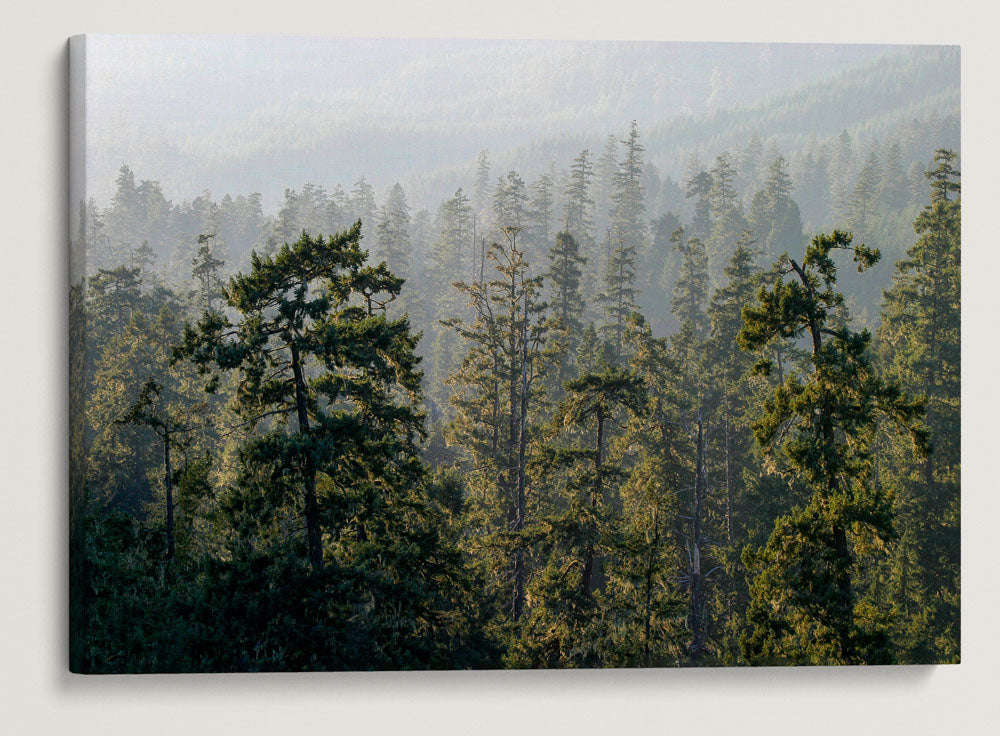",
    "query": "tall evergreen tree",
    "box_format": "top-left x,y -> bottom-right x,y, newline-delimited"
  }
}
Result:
829,130 -> 856,225
666,224 -> 714,662
593,134 -> 620,238
513,367 -> 645,667
374,182 -> 412,279
849,149 -> 882,242
443,227 -> 550,622
427,188 -> 474,409
747,155 -> 804,261
599,315 -> 689,667
738,231 -> 927,665
105,164 -> 144,265
493,171 -> 529,237
546,231 -> 587,392
176,226 -> 423,571
190,234 -> 226,315
600,121 -> 646,360
706,152 -> 747,284
527,172 -> 555,258
683,153 -> 712,242
876,149 -> 961,663
563,149 -> 595,242
473,149 -> 492,218
350,175 -> 377,234
702,230 -> 765,659
879,141 -> 908,212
